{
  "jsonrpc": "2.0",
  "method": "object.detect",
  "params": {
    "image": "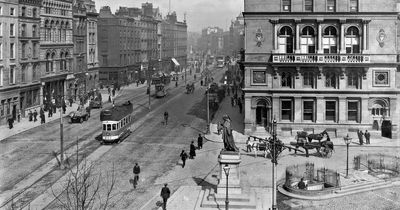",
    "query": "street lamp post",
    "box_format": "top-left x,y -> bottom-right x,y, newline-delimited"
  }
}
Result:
206,85 -> 210,134
343,134 -> 352,178
271,118 -> 277,210
223,164 -> 230,210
